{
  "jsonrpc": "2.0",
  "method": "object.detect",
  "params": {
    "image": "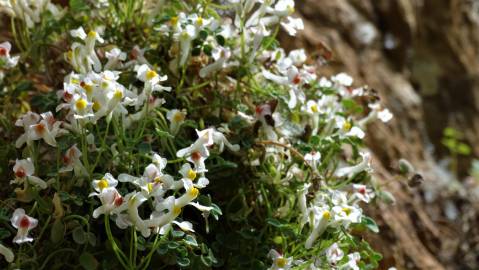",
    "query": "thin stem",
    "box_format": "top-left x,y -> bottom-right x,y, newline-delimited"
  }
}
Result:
104,215 -> 130,269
